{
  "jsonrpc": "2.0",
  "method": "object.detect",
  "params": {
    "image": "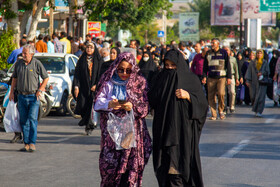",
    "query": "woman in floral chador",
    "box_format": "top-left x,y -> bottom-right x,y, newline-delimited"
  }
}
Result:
94,52 -> 152,187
